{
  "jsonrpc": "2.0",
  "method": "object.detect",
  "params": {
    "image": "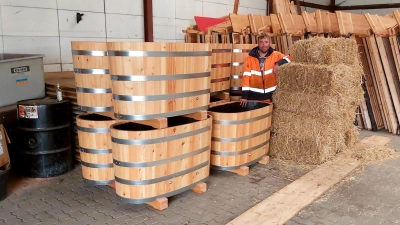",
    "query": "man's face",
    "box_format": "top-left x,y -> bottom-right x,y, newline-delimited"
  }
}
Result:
258,37 -> 270,54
